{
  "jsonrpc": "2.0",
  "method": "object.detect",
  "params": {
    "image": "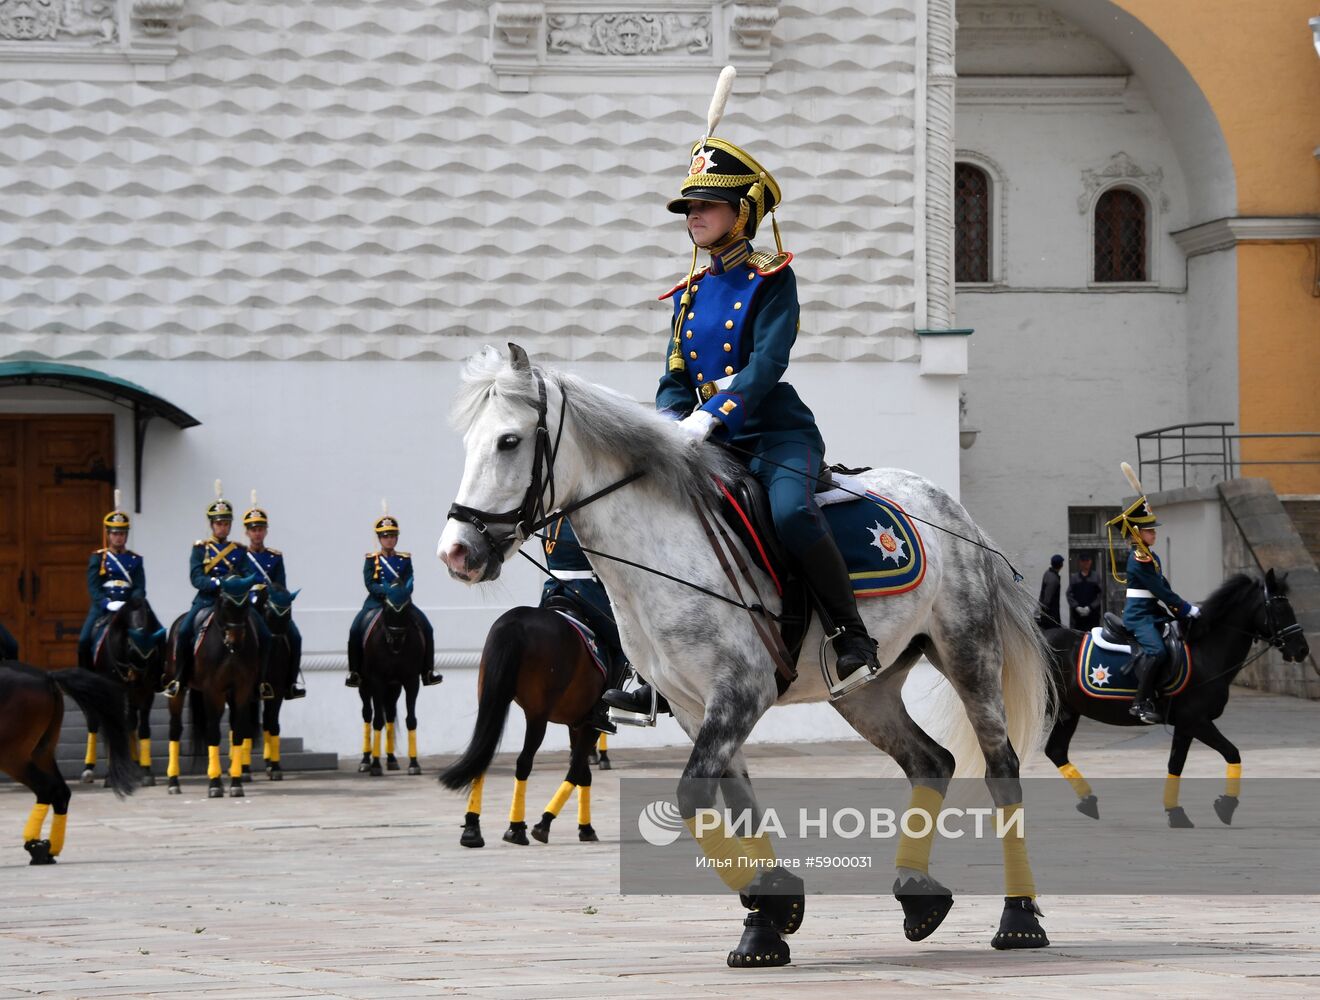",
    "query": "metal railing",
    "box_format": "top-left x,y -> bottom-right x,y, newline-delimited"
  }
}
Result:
1135,422 -> 1320,491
